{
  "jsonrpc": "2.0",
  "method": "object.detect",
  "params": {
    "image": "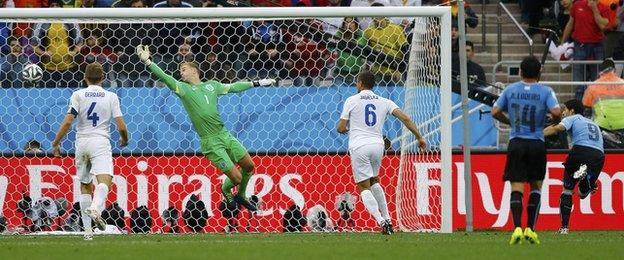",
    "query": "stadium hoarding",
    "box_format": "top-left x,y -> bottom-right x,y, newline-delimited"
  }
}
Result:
0,153 -> 622,232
